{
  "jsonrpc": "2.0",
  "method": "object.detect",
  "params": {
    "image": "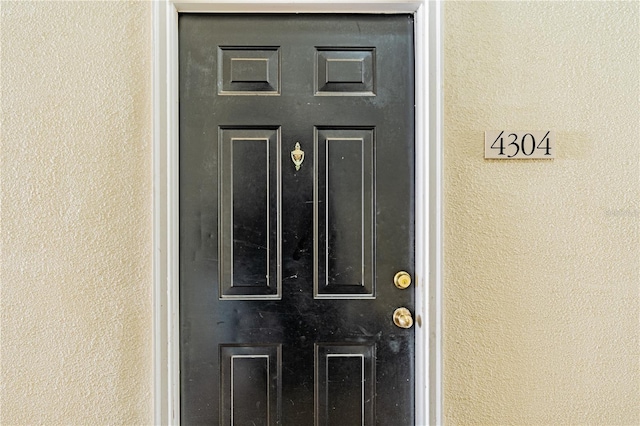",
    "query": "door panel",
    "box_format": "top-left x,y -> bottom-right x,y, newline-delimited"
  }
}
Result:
219,127 -> 281,299
218,47 -> 281,95
315,48 -> 375,95
315,343 -> 376,425
180,14 -> 414,425
220,344 -> 281,425
315,127 -> 375,298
